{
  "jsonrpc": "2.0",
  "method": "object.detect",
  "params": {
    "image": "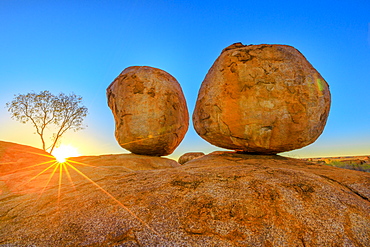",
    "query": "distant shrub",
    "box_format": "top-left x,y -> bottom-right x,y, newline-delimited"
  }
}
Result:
326,161 -> 370,173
